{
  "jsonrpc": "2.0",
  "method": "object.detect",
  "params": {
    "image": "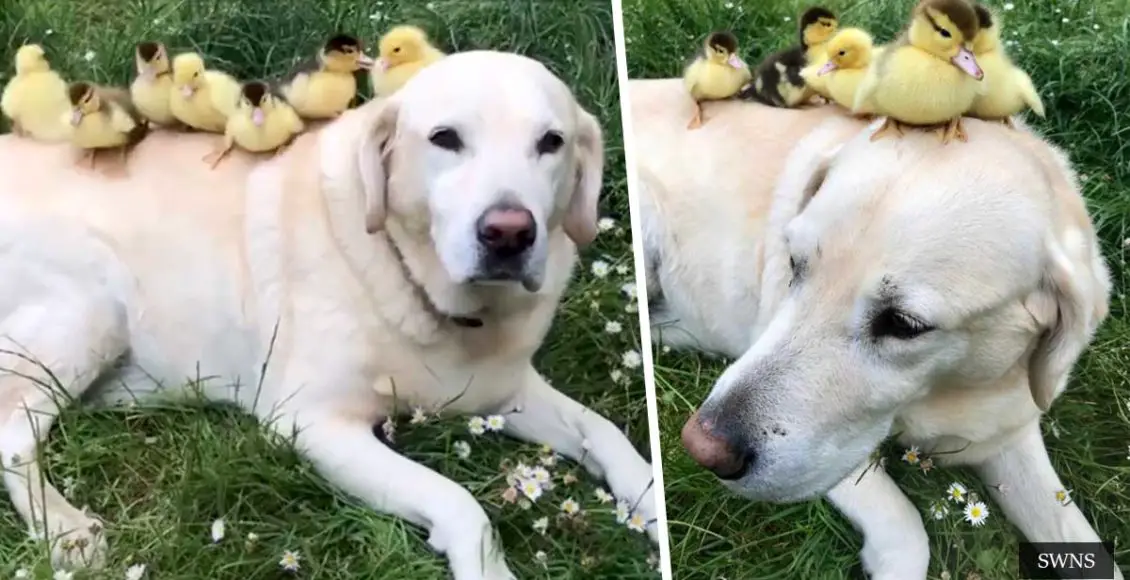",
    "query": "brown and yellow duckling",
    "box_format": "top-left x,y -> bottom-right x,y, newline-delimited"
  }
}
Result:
280,33 -> 374,120
203,81 -> 305,169
740,6 -> 839,108
64,81 -> 148,170
130,41 -> 177,127
682,31 -> 752,129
